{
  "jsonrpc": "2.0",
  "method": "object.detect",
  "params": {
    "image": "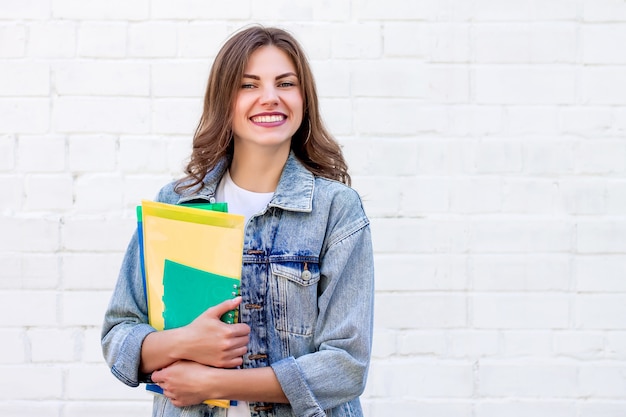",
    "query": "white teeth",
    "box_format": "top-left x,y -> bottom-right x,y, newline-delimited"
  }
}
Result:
252,115 -> 284,123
